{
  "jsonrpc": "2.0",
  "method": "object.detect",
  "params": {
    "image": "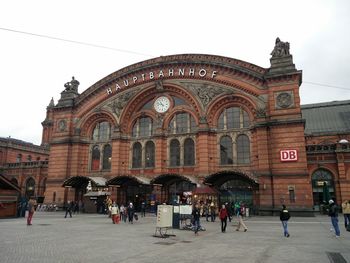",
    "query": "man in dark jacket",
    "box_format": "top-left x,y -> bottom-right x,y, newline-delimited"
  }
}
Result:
328,199 -> 340,237
192,203 -> 201,235
279,205 -> 291,237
